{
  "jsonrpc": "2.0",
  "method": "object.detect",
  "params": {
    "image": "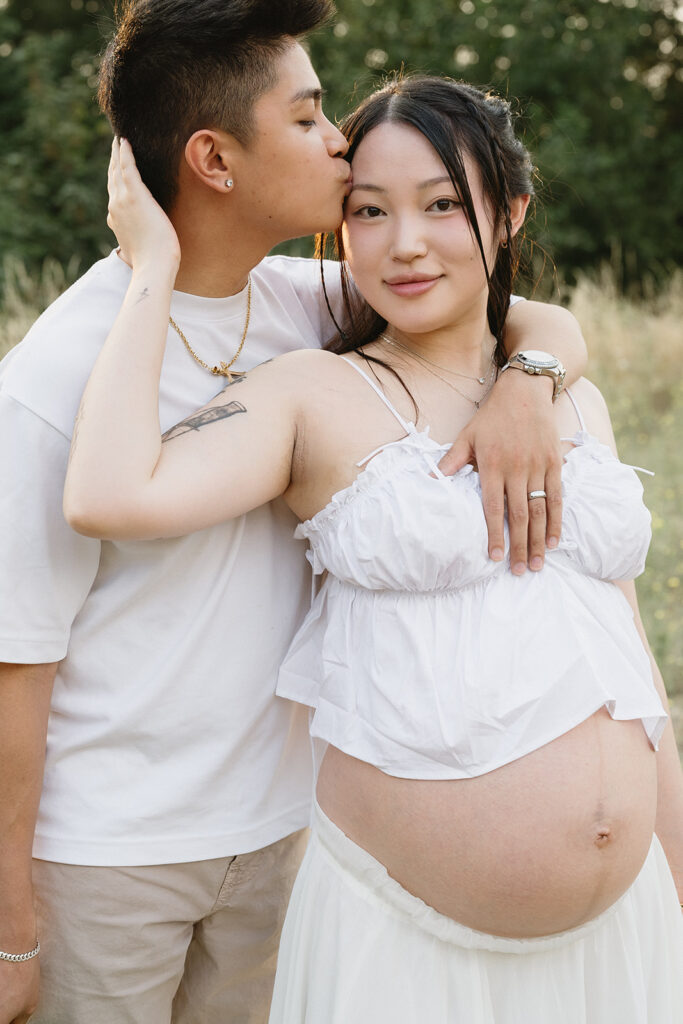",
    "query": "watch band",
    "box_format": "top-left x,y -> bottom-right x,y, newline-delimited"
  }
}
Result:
500,351 -> 566,402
